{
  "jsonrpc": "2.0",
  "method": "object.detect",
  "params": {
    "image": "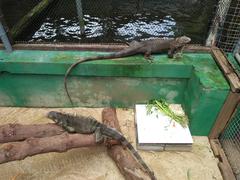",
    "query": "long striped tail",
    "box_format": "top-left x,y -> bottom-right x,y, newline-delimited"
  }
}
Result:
123,139 -> 157,180
64,49 -> 138,105
101,126 -> 156,179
